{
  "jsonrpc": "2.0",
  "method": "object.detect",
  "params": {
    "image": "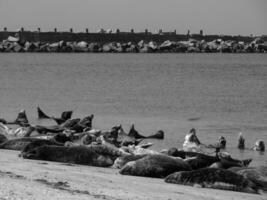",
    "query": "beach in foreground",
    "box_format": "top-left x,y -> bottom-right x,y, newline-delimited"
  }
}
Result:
0,150 -> 266,200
